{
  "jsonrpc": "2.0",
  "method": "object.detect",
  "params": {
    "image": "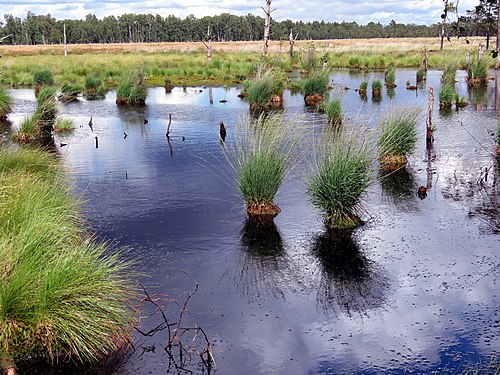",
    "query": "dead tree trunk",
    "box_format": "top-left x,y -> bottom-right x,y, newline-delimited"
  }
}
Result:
202,26 -> 213,62
63,23 -> 67,56
426,86 -> 434,145
289,28 -> 298,60
423,48 -> 428,79
262,0 -> 273,57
